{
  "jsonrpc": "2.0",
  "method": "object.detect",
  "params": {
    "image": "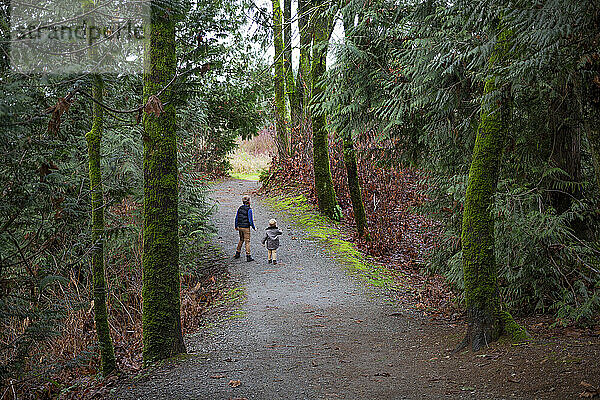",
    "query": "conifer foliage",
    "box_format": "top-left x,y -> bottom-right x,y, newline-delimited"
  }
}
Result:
0,0 -> 266,392
267,0 -> 600,346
